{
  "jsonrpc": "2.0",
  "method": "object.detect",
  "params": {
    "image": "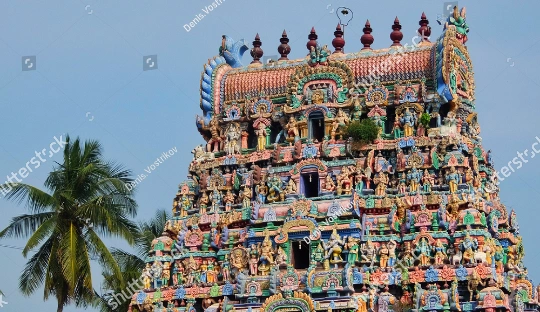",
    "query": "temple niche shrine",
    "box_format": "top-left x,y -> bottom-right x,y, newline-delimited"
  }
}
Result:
128,6 -> 539,312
